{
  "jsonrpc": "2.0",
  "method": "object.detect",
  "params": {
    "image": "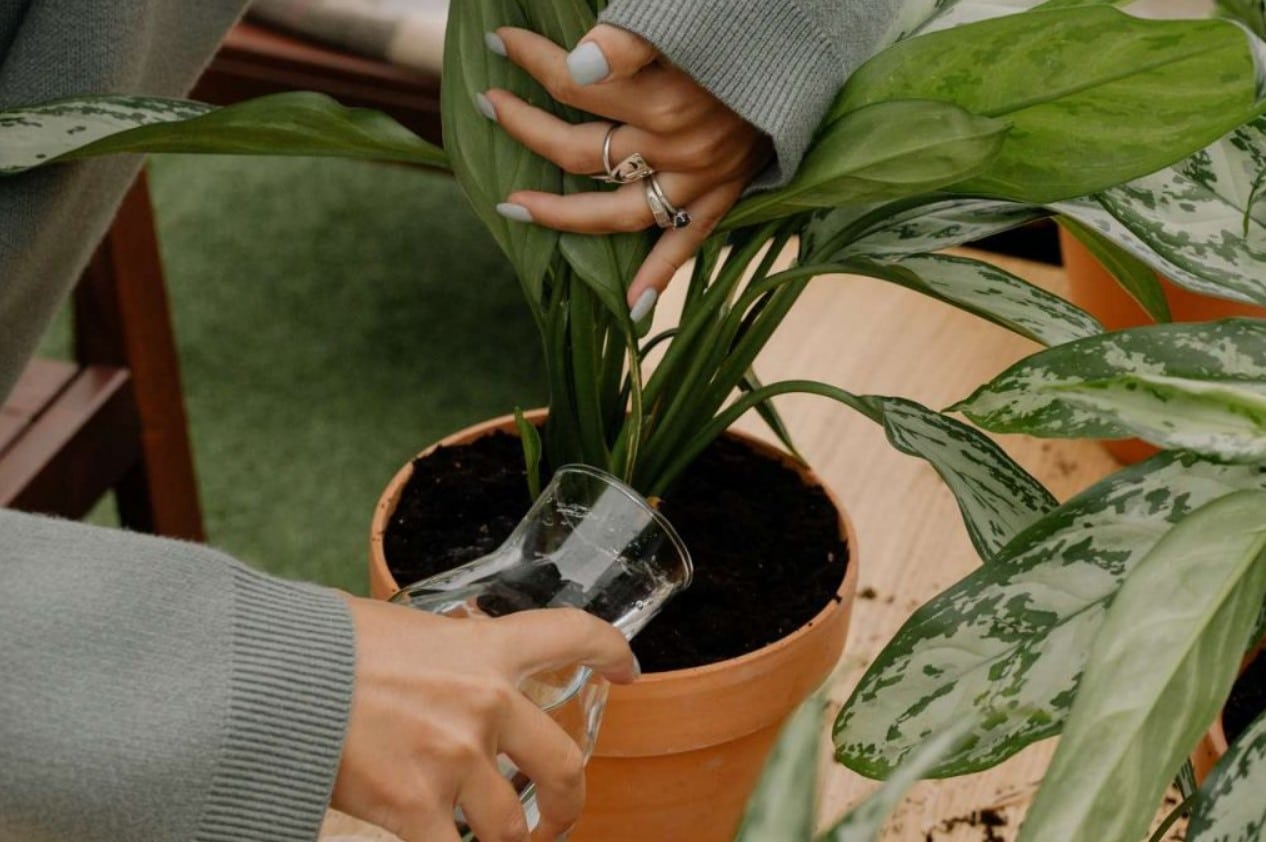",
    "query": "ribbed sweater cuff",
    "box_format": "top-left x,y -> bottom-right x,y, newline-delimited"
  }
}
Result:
600,0 -> 844,190
196,570 -> 355,841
